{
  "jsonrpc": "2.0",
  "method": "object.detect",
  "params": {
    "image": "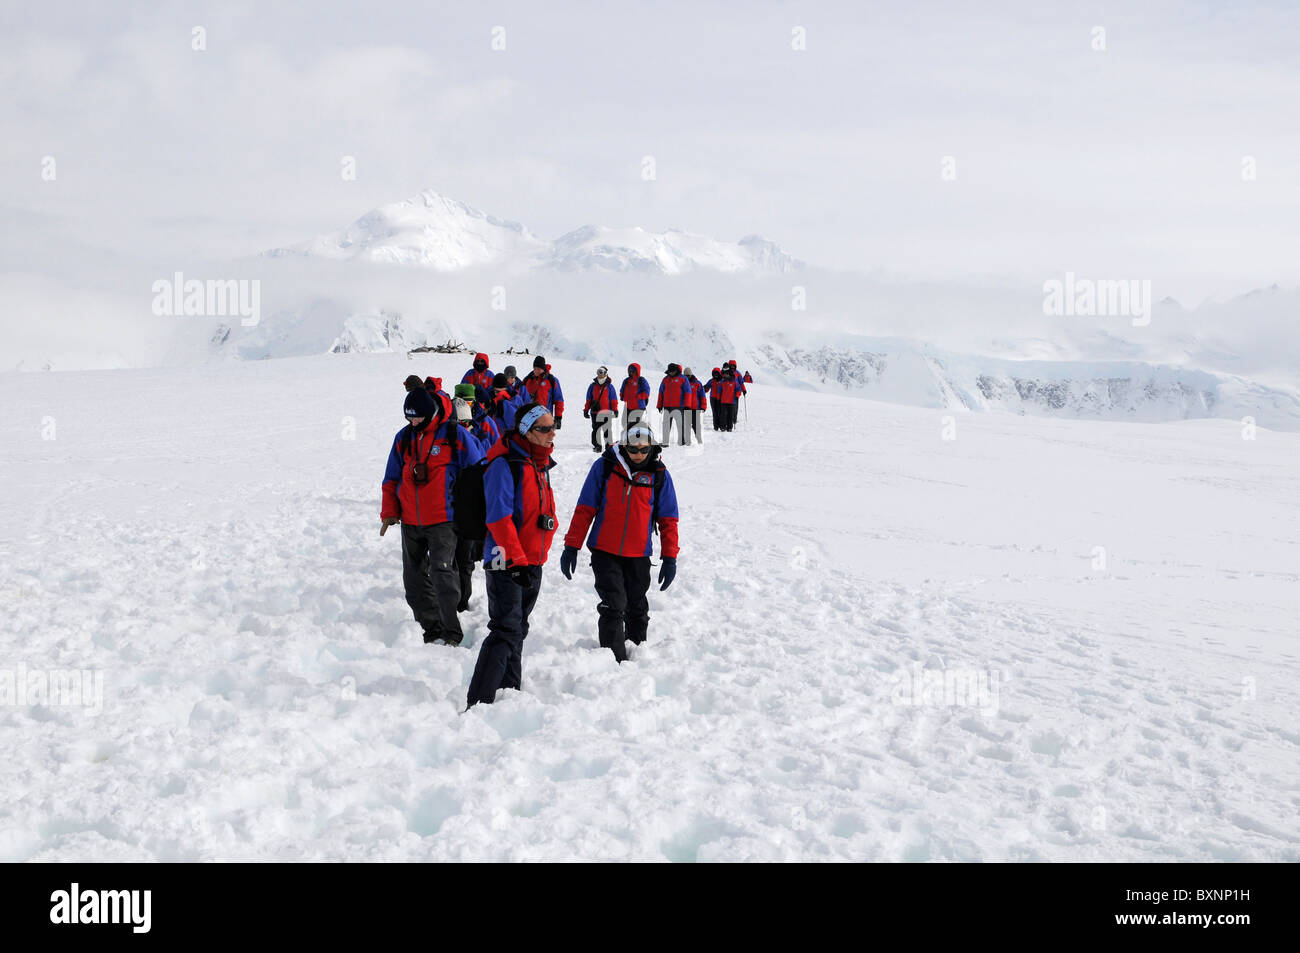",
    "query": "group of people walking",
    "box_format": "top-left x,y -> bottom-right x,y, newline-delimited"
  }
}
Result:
581,359 -> 751,449
382,351 -> 748,709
